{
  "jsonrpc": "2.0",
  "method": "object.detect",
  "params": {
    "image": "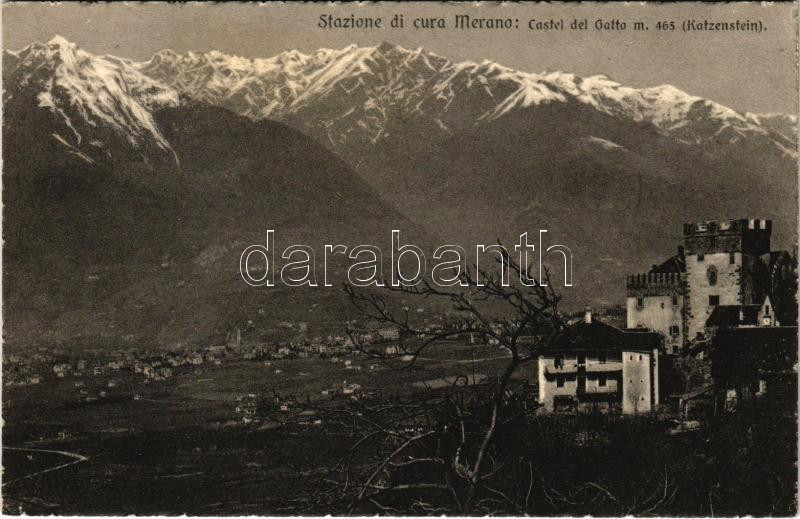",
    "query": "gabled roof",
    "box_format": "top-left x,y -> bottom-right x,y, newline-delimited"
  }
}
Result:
650,254 -> 686,274
678,384 -> 714,401
705,305 -> 760,328
544,317 -> 660,353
